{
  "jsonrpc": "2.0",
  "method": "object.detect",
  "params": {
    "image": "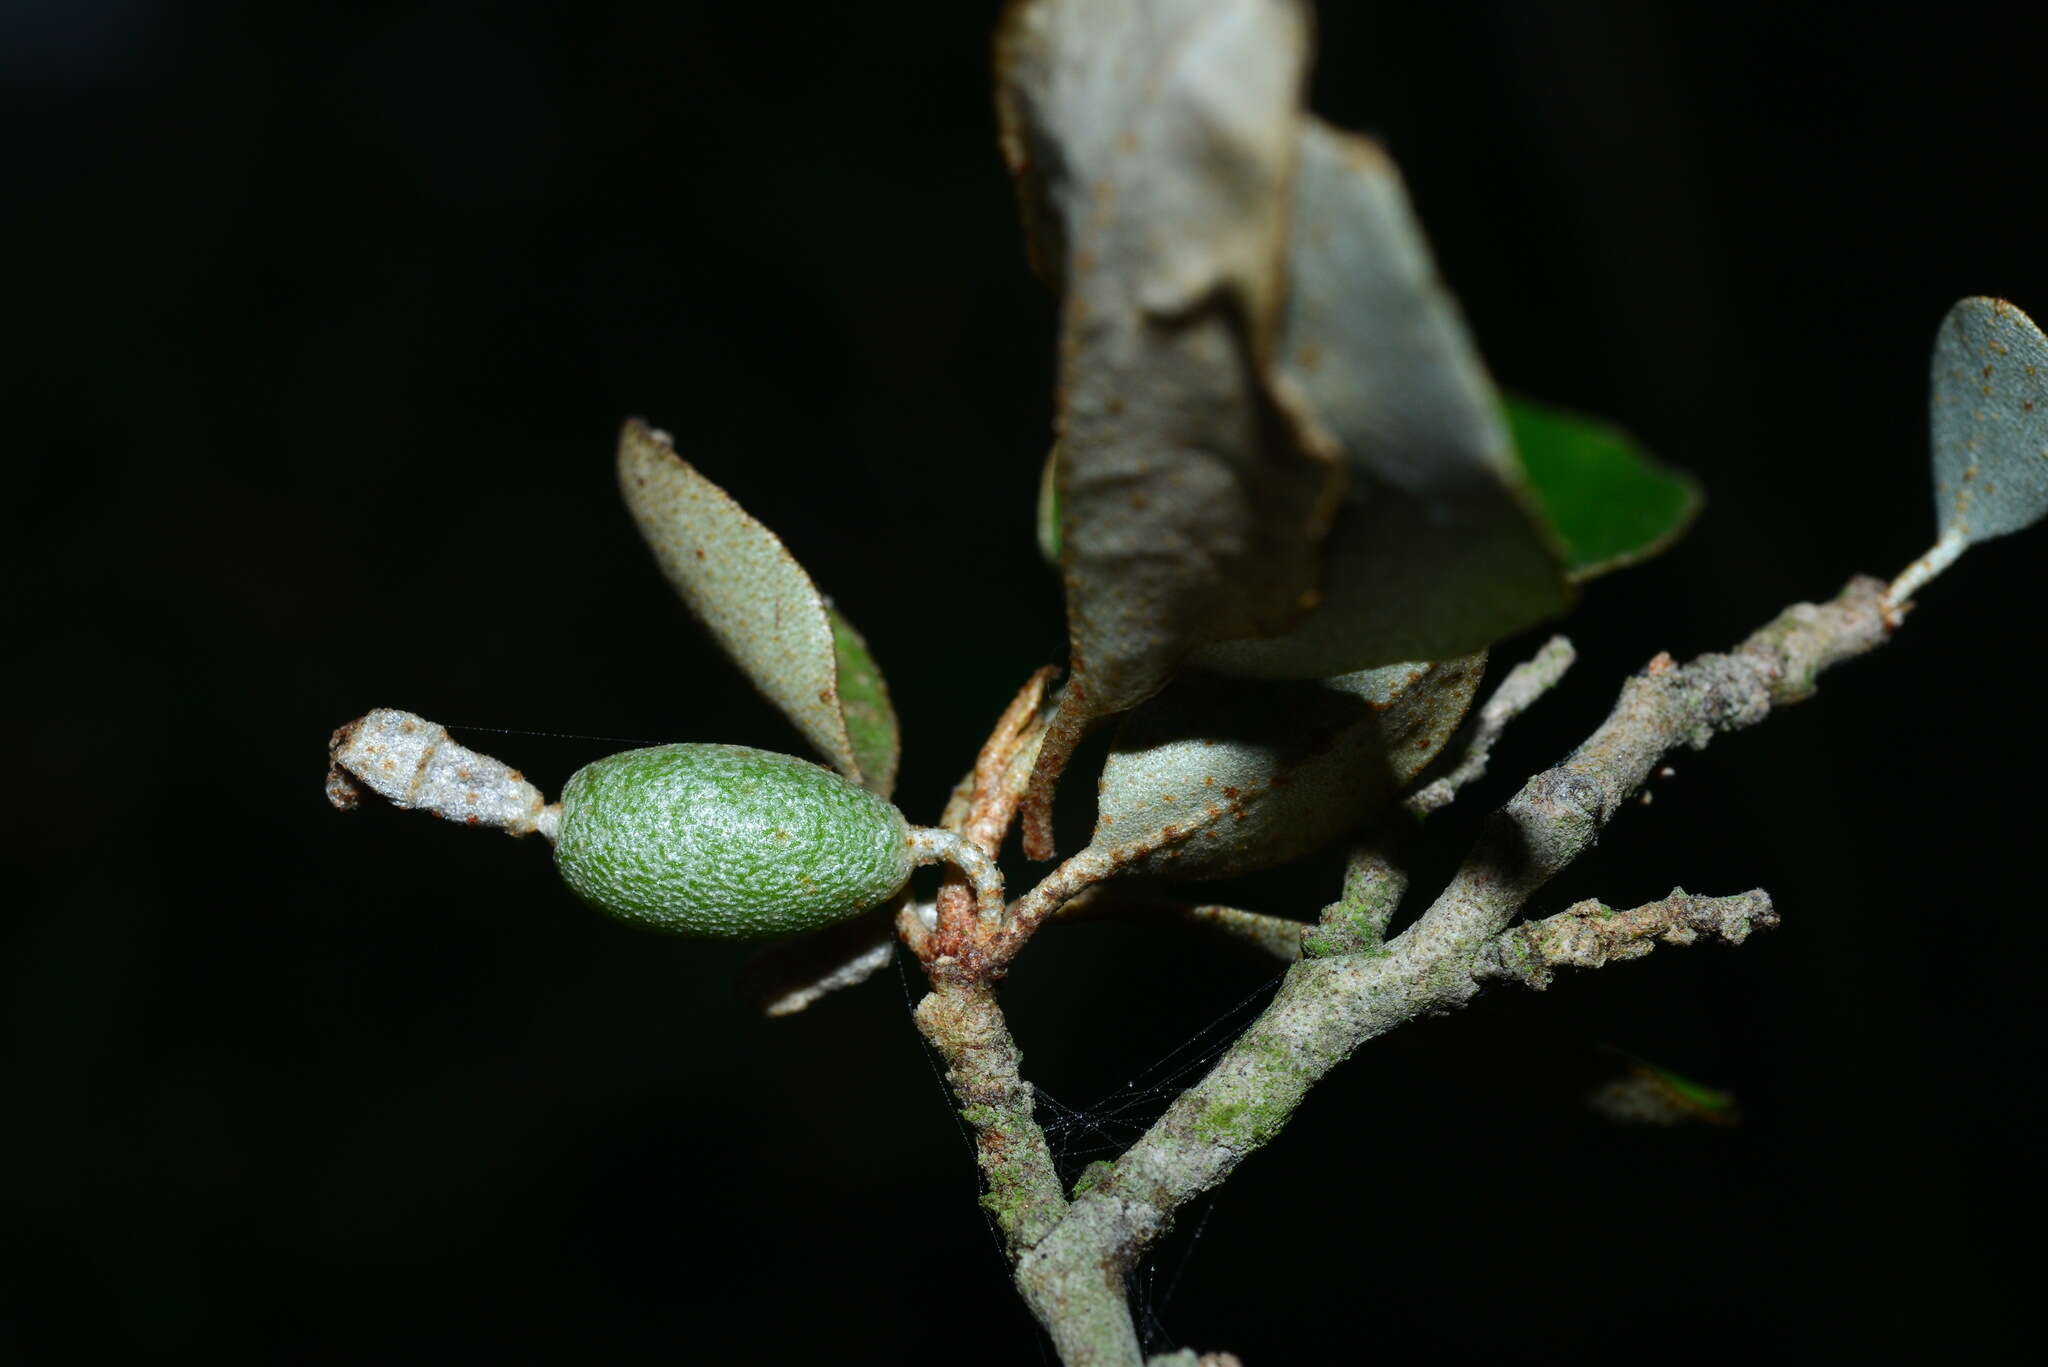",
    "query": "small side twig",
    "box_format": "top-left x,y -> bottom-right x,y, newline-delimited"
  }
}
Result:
929,667 -> 1058,949
1052,885 -> 1306,962
909,827 -> 1007,923
1405,634 -> 1576,816
737,903 -> 904,1016
1476,888 -> 1778,990
1396,576 -> 1890,969
980,845 -> 1122,974
1303,834 -> 1410,958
